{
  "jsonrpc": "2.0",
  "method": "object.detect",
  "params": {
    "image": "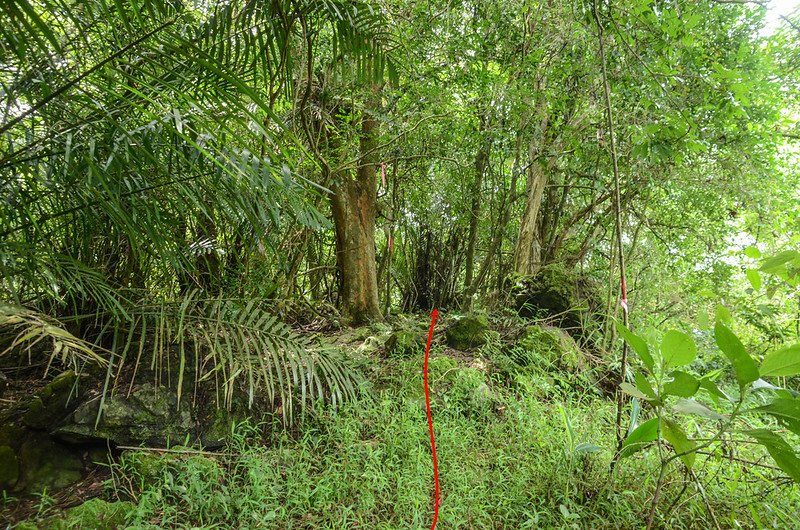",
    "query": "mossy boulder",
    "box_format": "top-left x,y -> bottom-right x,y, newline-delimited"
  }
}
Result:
23,371 -> 80,429
120,449 -> 221,486
0,445 -> 19,489
199,397 -> 250,449
385,329 -> 425,358
56,383 -> 194,446
35,498 -> 136,530
445,315 -> 489,350
512,324 -> 587,371
442,367 -> 497,416
513,264 -> 602,333
17,435 -> 82,492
